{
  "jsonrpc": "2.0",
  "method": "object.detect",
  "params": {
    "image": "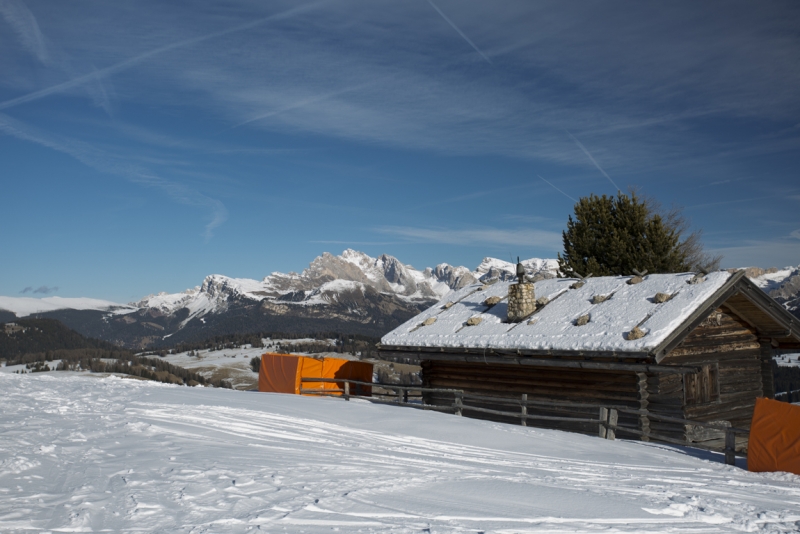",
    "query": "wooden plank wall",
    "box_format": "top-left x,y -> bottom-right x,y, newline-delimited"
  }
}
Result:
418,309 -> 764,451
656,308 -> 762,450
420,361 -> 647,437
